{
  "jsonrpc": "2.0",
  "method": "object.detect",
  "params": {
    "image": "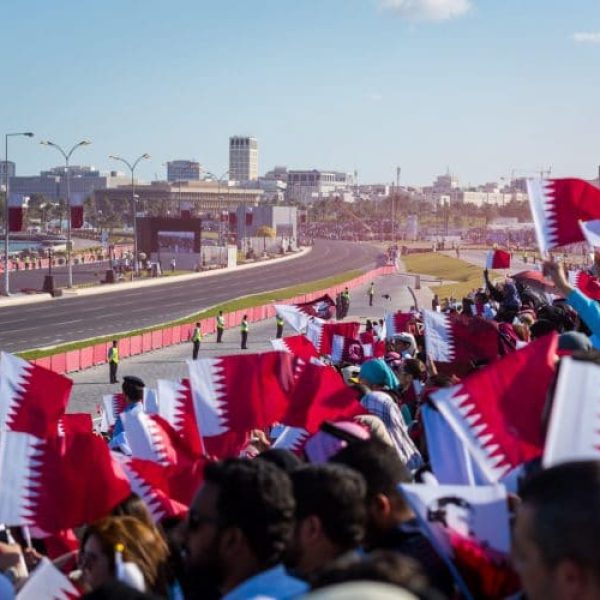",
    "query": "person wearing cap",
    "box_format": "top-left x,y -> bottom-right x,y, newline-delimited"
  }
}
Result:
109,375 -> 146,453
396,333 -> 416,360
